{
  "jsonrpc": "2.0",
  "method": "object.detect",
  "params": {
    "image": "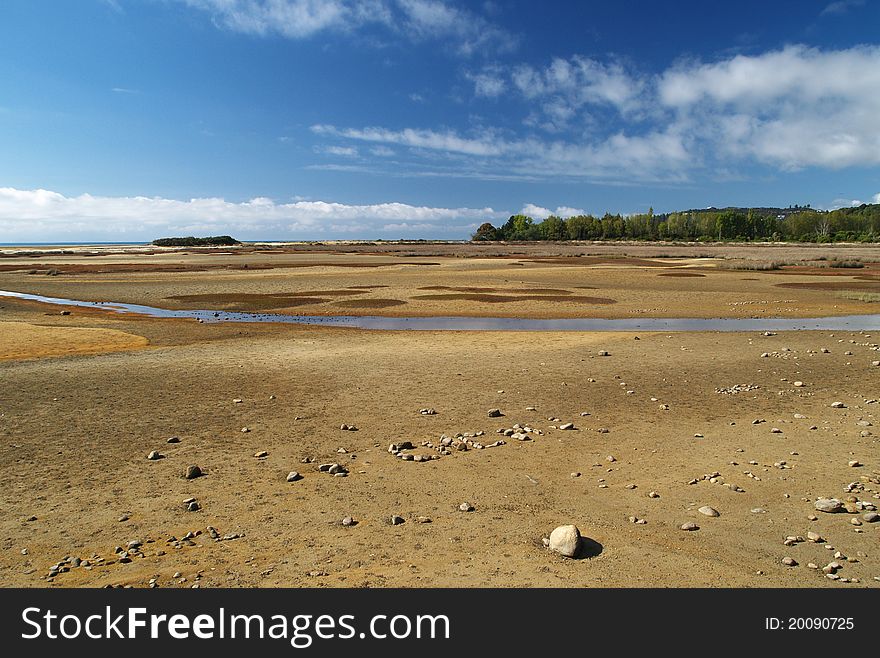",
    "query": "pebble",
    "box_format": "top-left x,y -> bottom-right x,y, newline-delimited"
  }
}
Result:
830,402 -> 846,408
807,531 -> 823,542
254,451 -> 268,458
342,516 -> 355,527
167,436 -> 180,444
793,381 -> 804,387
286,471 -> 301,482
863,512 -> 880,523
185,465 -> 203,479
390,515 -> 405,525
459,502 -> 475,512
487,409 -> 503,418
648,491 -> 660,498
848,460 -> 861,467
597,350 -> 610,356
187,501 -> 200,512
782,557 -> 797,567
147,450 -> 162,460
680,522 -> 699,531
416,516 -> 432,524
698,506 -> 720,517
558,422 -> 574,430
548,525 -> 581,557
